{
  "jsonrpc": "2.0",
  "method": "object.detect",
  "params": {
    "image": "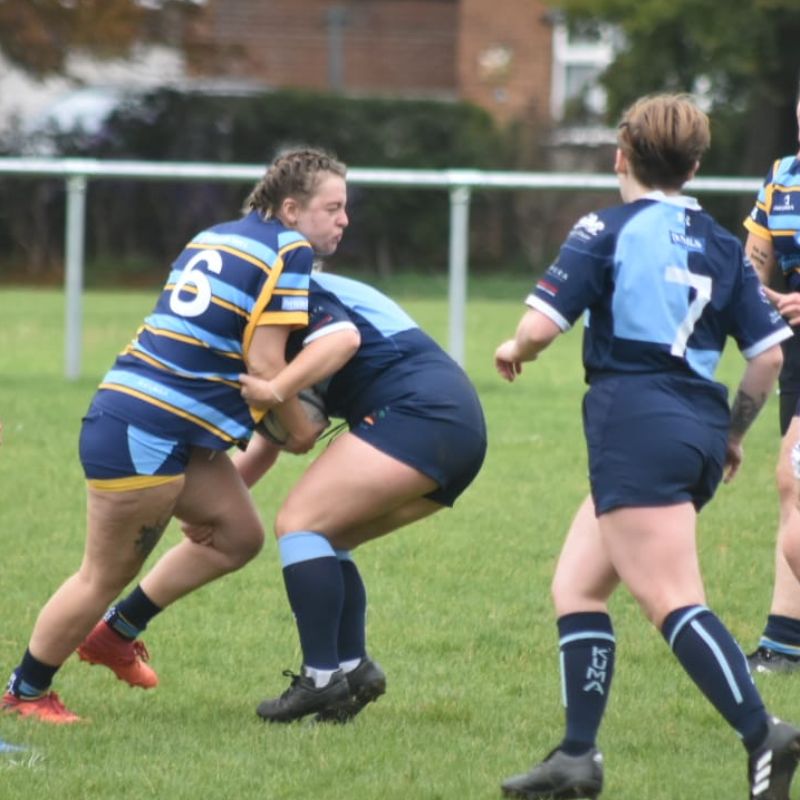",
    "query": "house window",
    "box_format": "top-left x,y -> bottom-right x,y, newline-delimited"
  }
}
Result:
550,18 -> 617,124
